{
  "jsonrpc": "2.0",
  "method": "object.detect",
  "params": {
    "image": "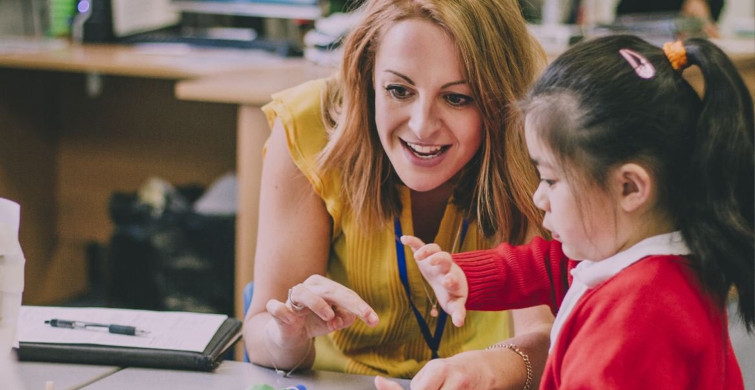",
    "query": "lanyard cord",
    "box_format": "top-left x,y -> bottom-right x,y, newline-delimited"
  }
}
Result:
394,217 -> 468,359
